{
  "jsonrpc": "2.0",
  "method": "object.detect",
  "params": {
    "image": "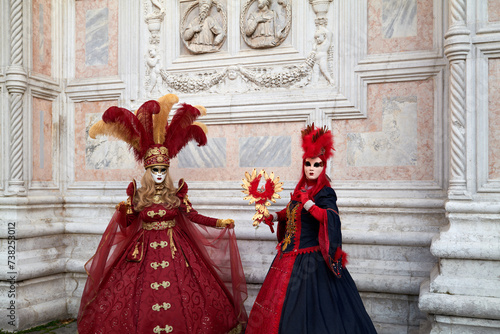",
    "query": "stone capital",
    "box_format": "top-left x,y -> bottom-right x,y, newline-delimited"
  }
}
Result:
5,65 -> 28,95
